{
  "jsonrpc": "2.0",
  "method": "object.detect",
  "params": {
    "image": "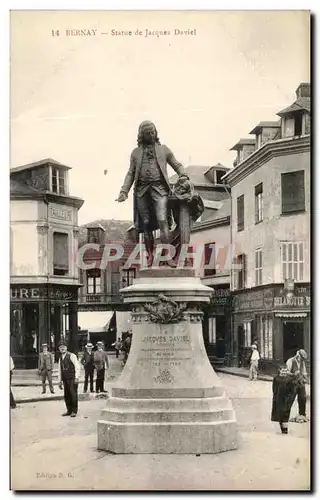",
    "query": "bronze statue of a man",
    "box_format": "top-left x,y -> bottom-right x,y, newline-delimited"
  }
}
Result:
116,121 -> 188,265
